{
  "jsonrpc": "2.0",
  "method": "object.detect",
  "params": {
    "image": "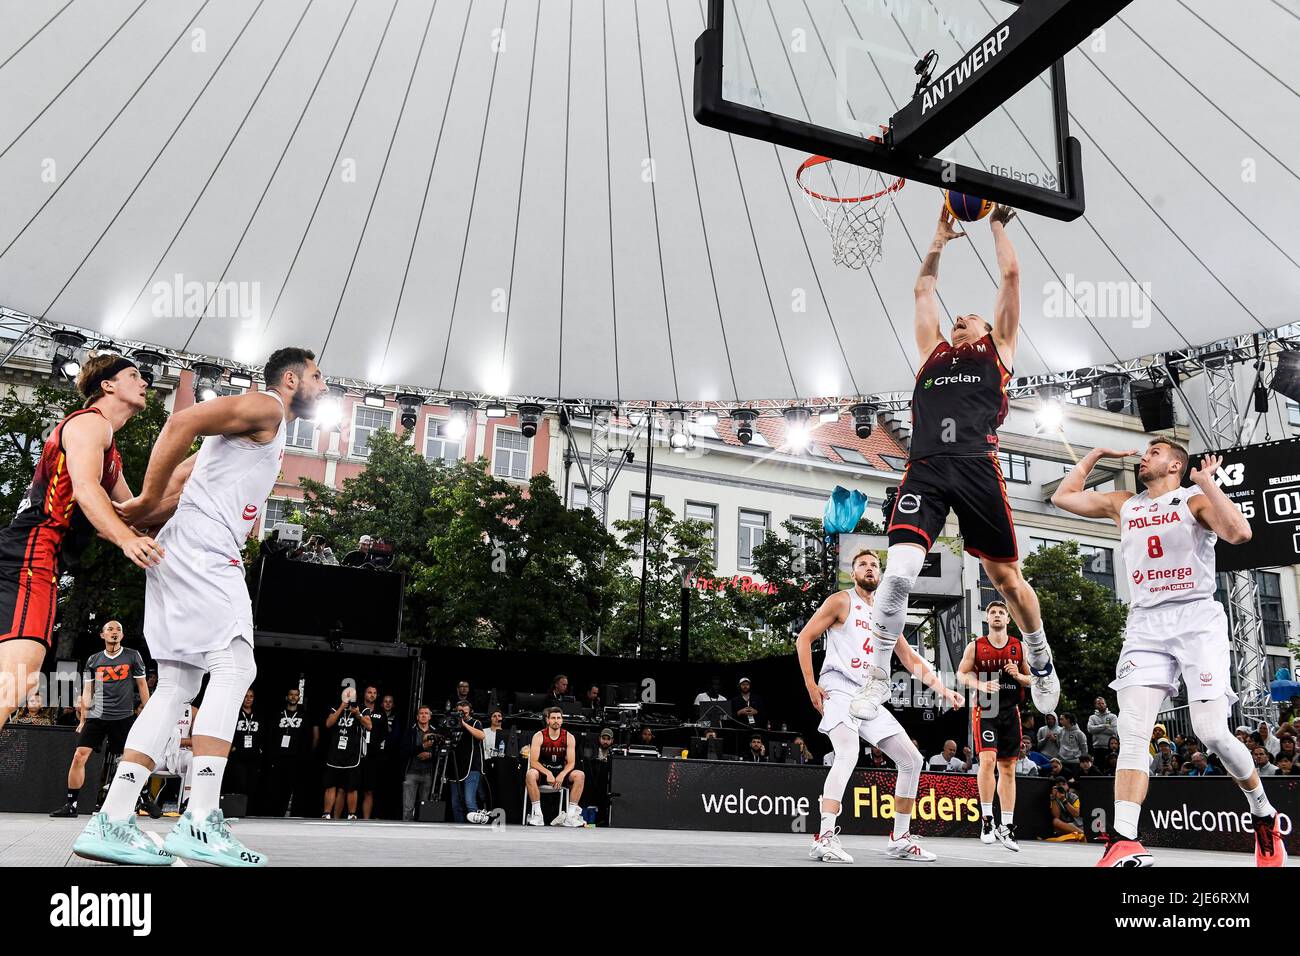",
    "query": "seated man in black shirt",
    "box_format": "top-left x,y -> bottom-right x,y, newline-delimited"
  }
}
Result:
746,733 -> 767,762
543,674 -> 572,708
